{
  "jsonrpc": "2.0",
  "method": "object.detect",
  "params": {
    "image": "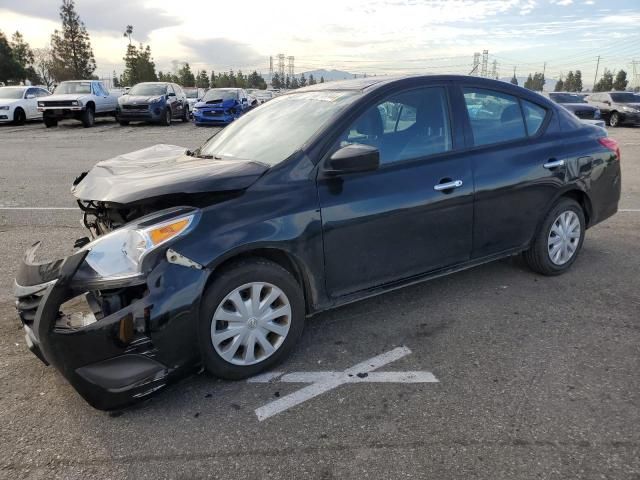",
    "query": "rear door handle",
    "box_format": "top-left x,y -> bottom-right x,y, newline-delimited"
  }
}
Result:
434,180 -> 463,191
543,159 -> 565,169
